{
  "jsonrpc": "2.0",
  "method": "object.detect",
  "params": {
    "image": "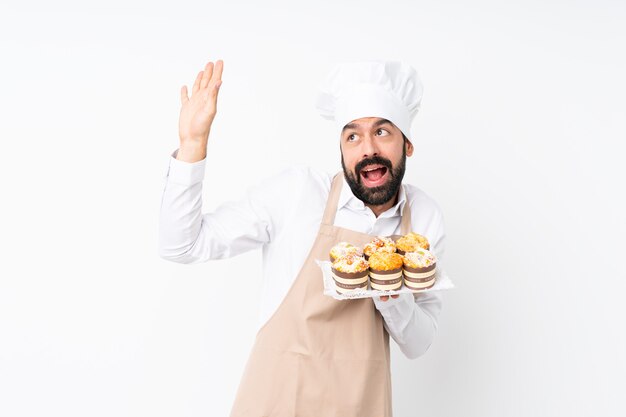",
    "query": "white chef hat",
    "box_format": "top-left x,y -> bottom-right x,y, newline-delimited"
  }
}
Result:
315,60 -> 424,141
